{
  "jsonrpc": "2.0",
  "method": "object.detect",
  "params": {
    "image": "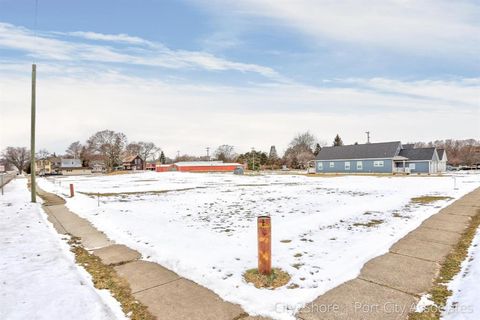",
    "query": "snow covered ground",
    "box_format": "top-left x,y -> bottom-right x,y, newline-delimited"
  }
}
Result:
442,228 -> 480,320
38,171 -> 480,320
0,178 -> 126,320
